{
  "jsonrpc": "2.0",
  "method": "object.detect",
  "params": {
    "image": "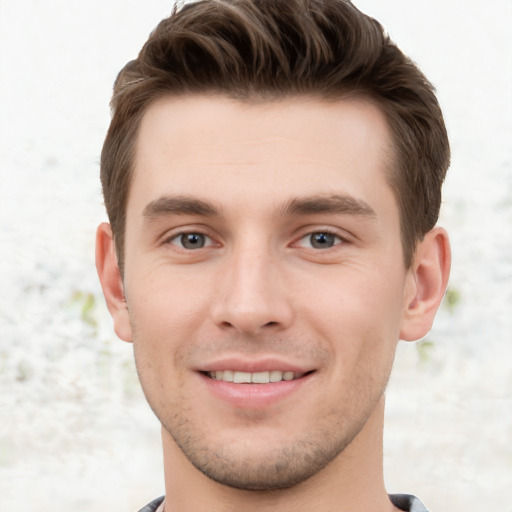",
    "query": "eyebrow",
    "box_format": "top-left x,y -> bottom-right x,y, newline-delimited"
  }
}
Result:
278,194 -> 377,218
142,195 -> 221,219
142,193 -> 376,222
